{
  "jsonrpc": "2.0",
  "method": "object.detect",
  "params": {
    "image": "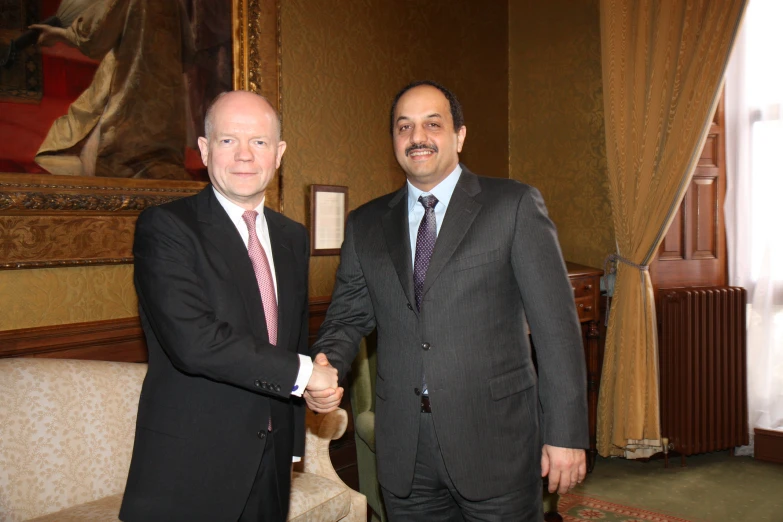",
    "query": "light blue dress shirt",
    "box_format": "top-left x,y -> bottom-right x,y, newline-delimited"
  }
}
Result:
406,164 -> 463,265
